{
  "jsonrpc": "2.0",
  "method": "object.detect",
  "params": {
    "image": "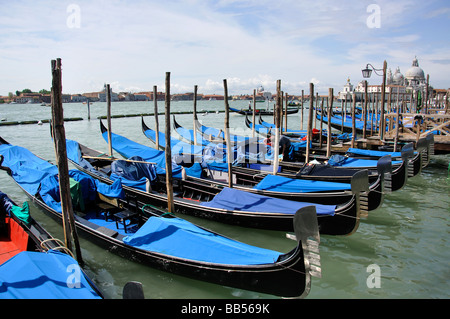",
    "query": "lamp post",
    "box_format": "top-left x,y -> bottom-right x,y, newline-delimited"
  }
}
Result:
362,60 -> 387,140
